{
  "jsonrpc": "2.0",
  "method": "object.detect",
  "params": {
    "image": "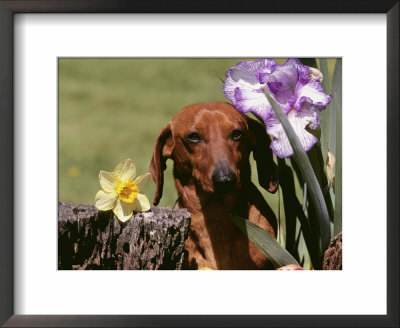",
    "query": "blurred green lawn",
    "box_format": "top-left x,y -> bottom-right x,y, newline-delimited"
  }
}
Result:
59,58 -> 334,226
59,58 -> 280,211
